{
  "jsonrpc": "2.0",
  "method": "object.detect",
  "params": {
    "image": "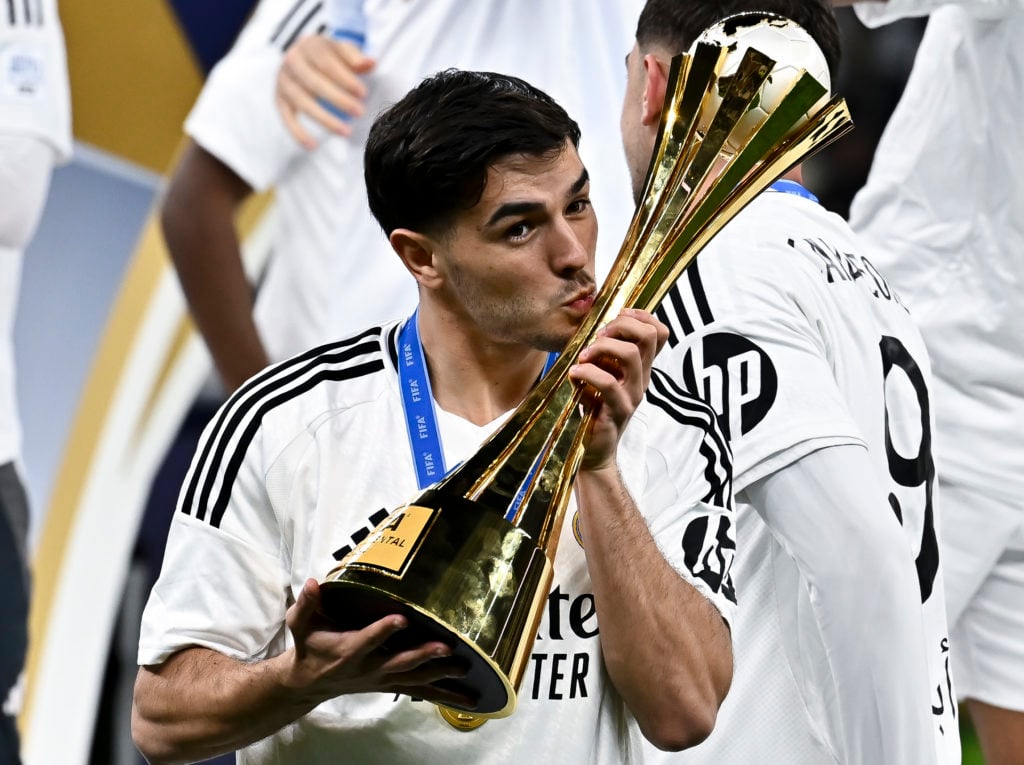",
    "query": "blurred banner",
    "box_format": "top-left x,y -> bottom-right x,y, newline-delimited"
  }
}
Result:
15,2 -> 268,762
